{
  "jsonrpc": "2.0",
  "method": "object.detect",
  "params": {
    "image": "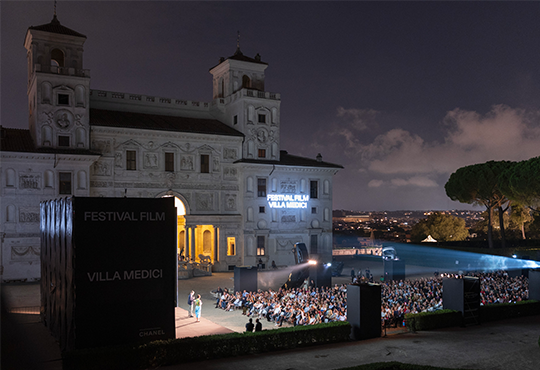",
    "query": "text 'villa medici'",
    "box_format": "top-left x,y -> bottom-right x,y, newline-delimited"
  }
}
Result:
83,211 -> 166,222
87,269 -> 164,282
